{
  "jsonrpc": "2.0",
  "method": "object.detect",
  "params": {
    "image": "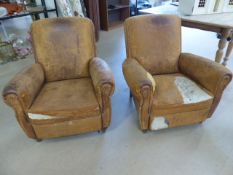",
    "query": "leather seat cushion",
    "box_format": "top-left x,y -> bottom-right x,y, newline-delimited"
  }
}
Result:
28,78 -> 101,124
152,73 -> 214,116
